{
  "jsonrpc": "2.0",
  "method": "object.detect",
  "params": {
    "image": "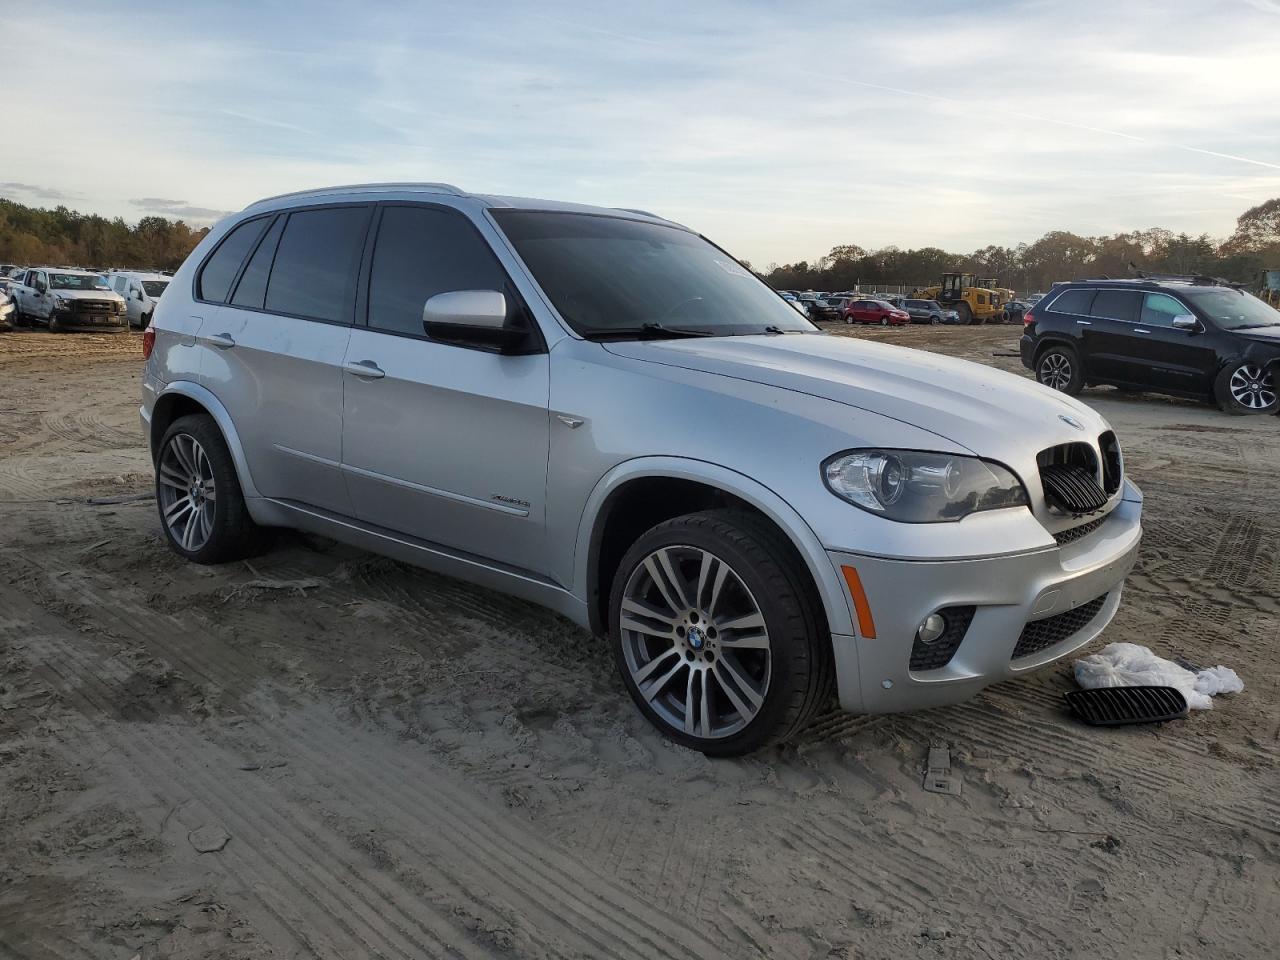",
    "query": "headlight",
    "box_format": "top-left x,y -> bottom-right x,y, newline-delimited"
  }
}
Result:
53,296 -> 70,308
823,449 -> 1028,523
